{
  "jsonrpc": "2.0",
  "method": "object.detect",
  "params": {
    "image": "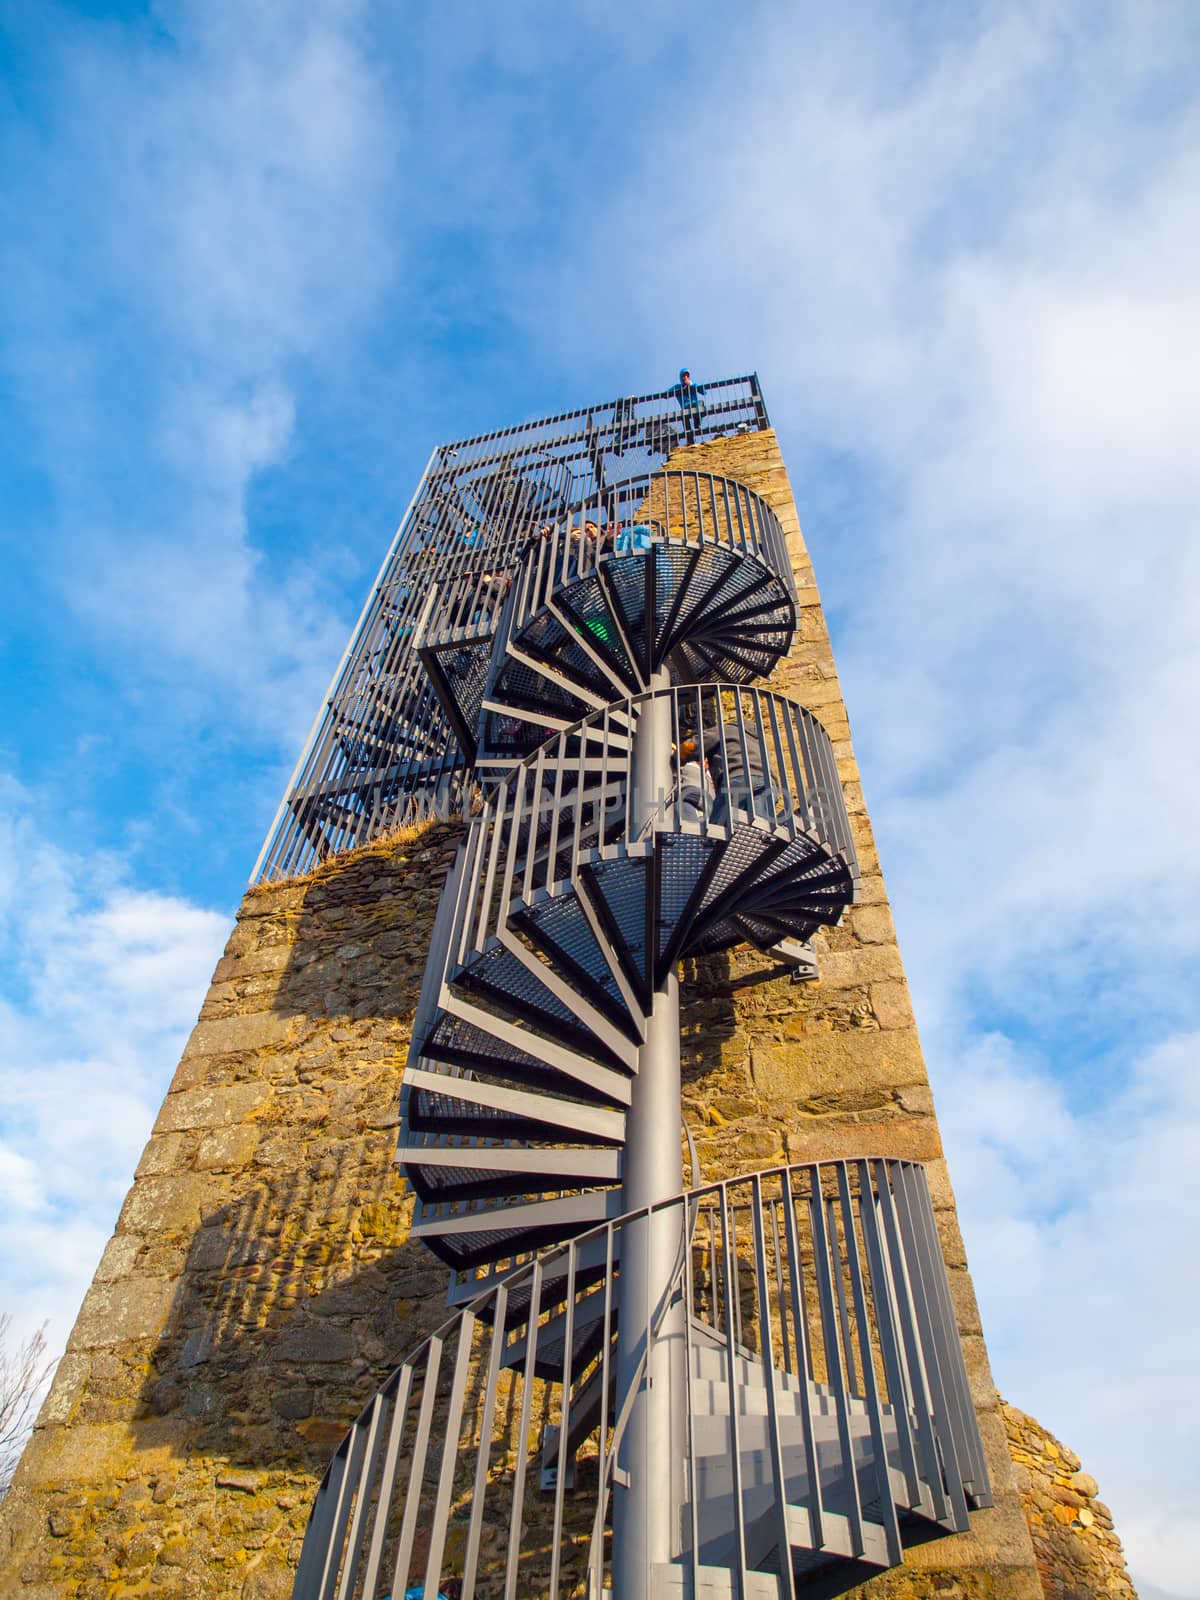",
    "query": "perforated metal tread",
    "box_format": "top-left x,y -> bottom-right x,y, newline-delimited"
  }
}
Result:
481,539 -> 796,761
